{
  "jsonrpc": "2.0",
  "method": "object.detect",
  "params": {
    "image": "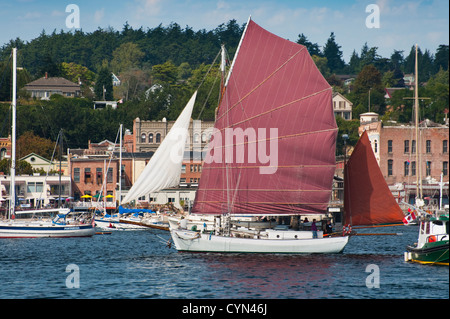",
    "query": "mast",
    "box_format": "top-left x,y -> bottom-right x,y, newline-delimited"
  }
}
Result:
414,44 -> 423,204
58,129 -> 63,208
119,123 -> 123,205
224,15 -> 251,87
9,48 -> 17,219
